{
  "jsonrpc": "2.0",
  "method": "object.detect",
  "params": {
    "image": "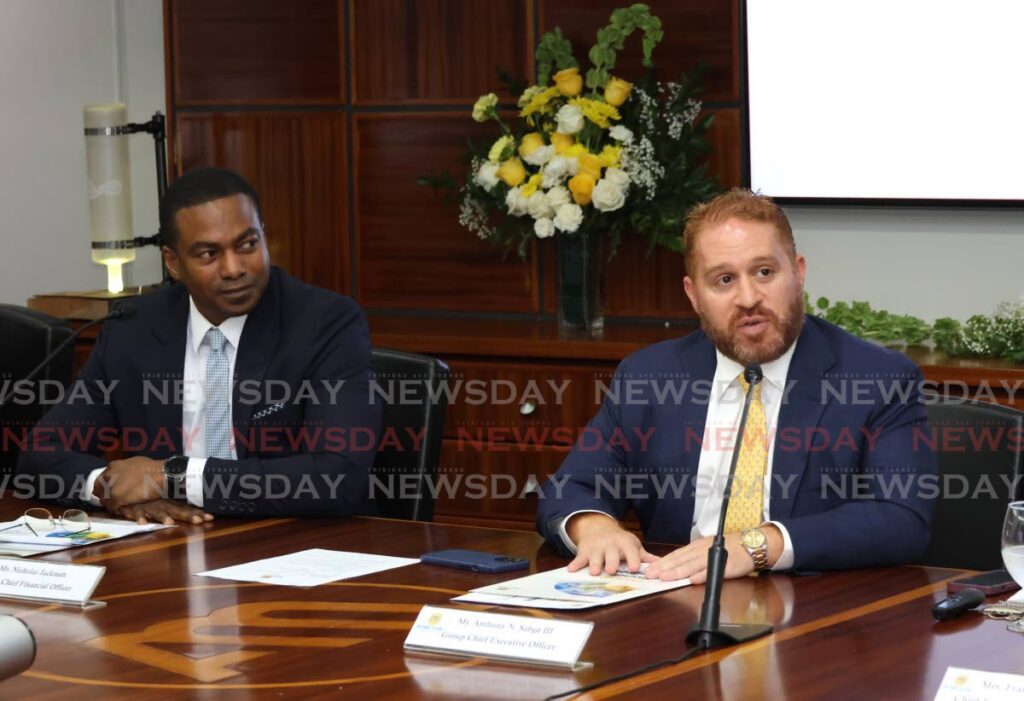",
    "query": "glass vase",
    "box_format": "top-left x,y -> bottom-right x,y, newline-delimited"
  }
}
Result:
555,229 -> 604,337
